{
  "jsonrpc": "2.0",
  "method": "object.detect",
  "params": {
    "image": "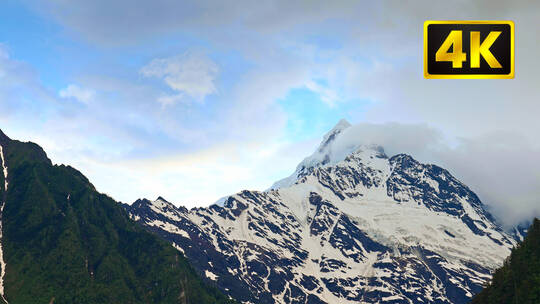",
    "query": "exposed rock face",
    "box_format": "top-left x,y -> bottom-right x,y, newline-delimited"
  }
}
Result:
126,121 -> 517,304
